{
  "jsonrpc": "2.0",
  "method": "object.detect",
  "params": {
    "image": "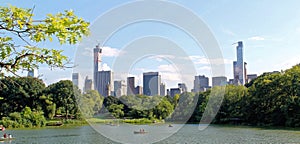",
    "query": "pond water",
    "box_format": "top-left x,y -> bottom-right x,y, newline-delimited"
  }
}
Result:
2,124 -> 300,144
